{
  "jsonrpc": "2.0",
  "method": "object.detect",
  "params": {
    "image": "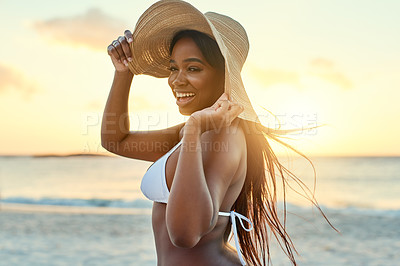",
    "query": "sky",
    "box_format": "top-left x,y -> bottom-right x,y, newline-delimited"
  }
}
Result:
0,0 -> 399,156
